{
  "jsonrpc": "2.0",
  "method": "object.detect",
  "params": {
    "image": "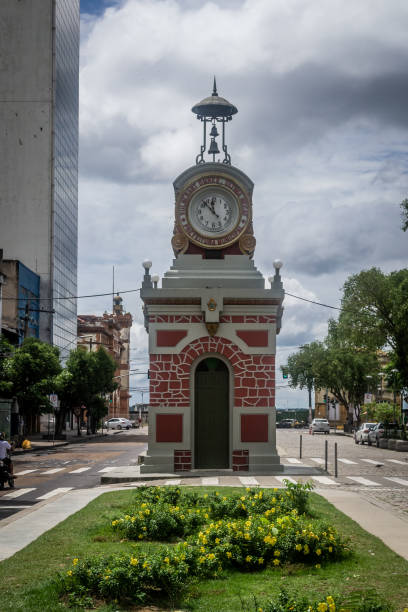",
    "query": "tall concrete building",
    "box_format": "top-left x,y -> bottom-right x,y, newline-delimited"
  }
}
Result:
0,0 -> 80,359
